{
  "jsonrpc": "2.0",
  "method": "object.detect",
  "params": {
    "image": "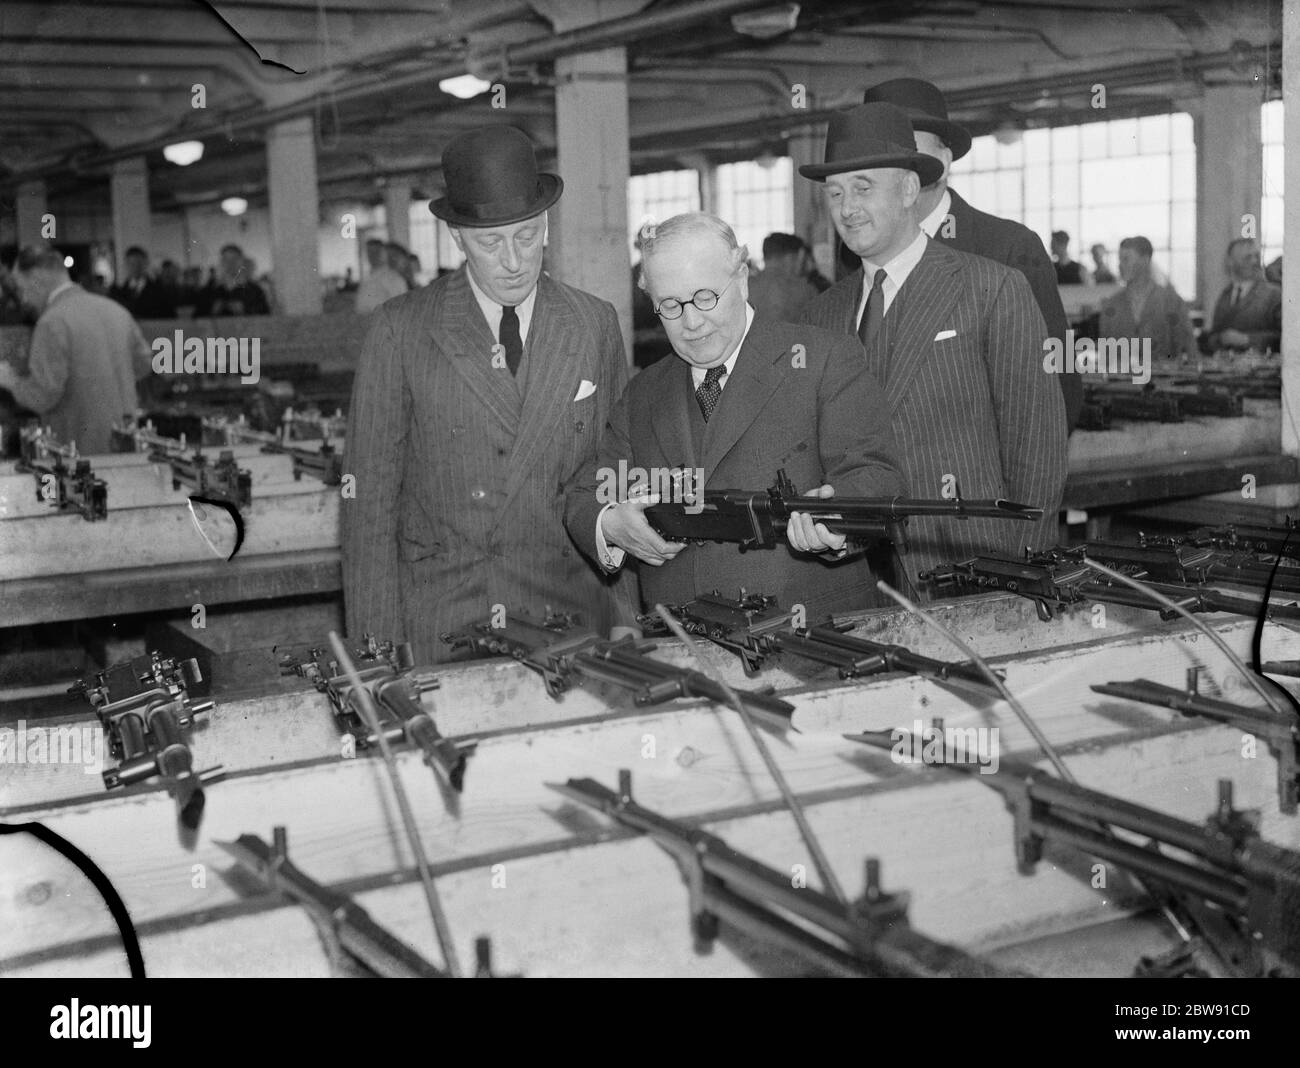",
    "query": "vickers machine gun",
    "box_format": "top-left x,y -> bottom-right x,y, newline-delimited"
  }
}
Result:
68,652 -> 219,826
550,770 -> 1019,977
640,591 -> 997,691
16,423 -> 107,521
279,635 -> 471,792
443,612 -> 796,732
643,468 -> 1042,552
848,730 -> 1300,978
